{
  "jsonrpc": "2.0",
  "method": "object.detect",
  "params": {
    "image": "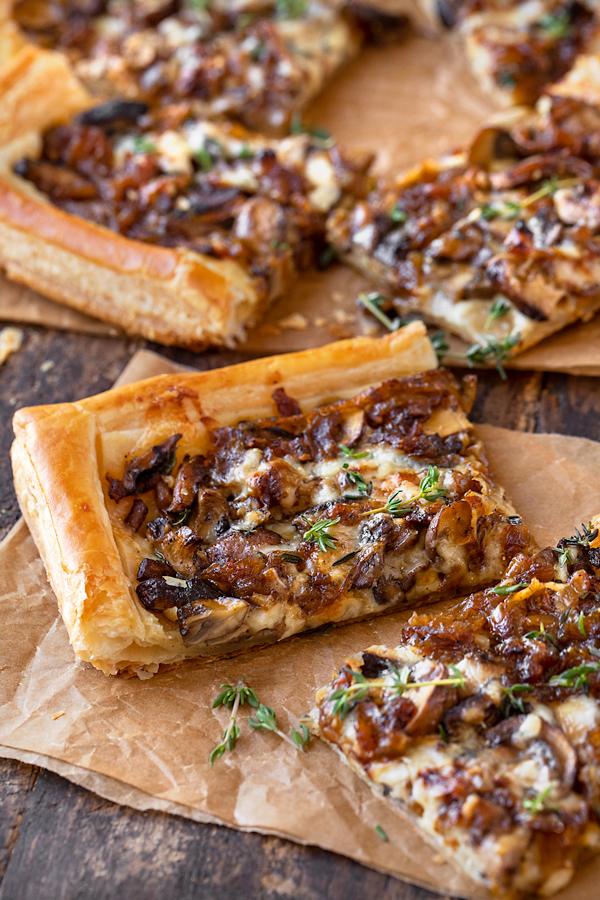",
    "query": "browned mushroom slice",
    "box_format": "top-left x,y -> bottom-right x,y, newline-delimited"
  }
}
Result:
487,713 -> 578,795
177,596 -> 250,646
403,661 -> 459,736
